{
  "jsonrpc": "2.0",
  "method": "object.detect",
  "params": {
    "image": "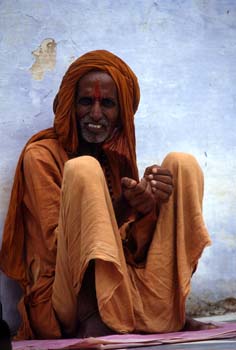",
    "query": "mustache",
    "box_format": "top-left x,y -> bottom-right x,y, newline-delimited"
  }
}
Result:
79,115 -> 109,127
